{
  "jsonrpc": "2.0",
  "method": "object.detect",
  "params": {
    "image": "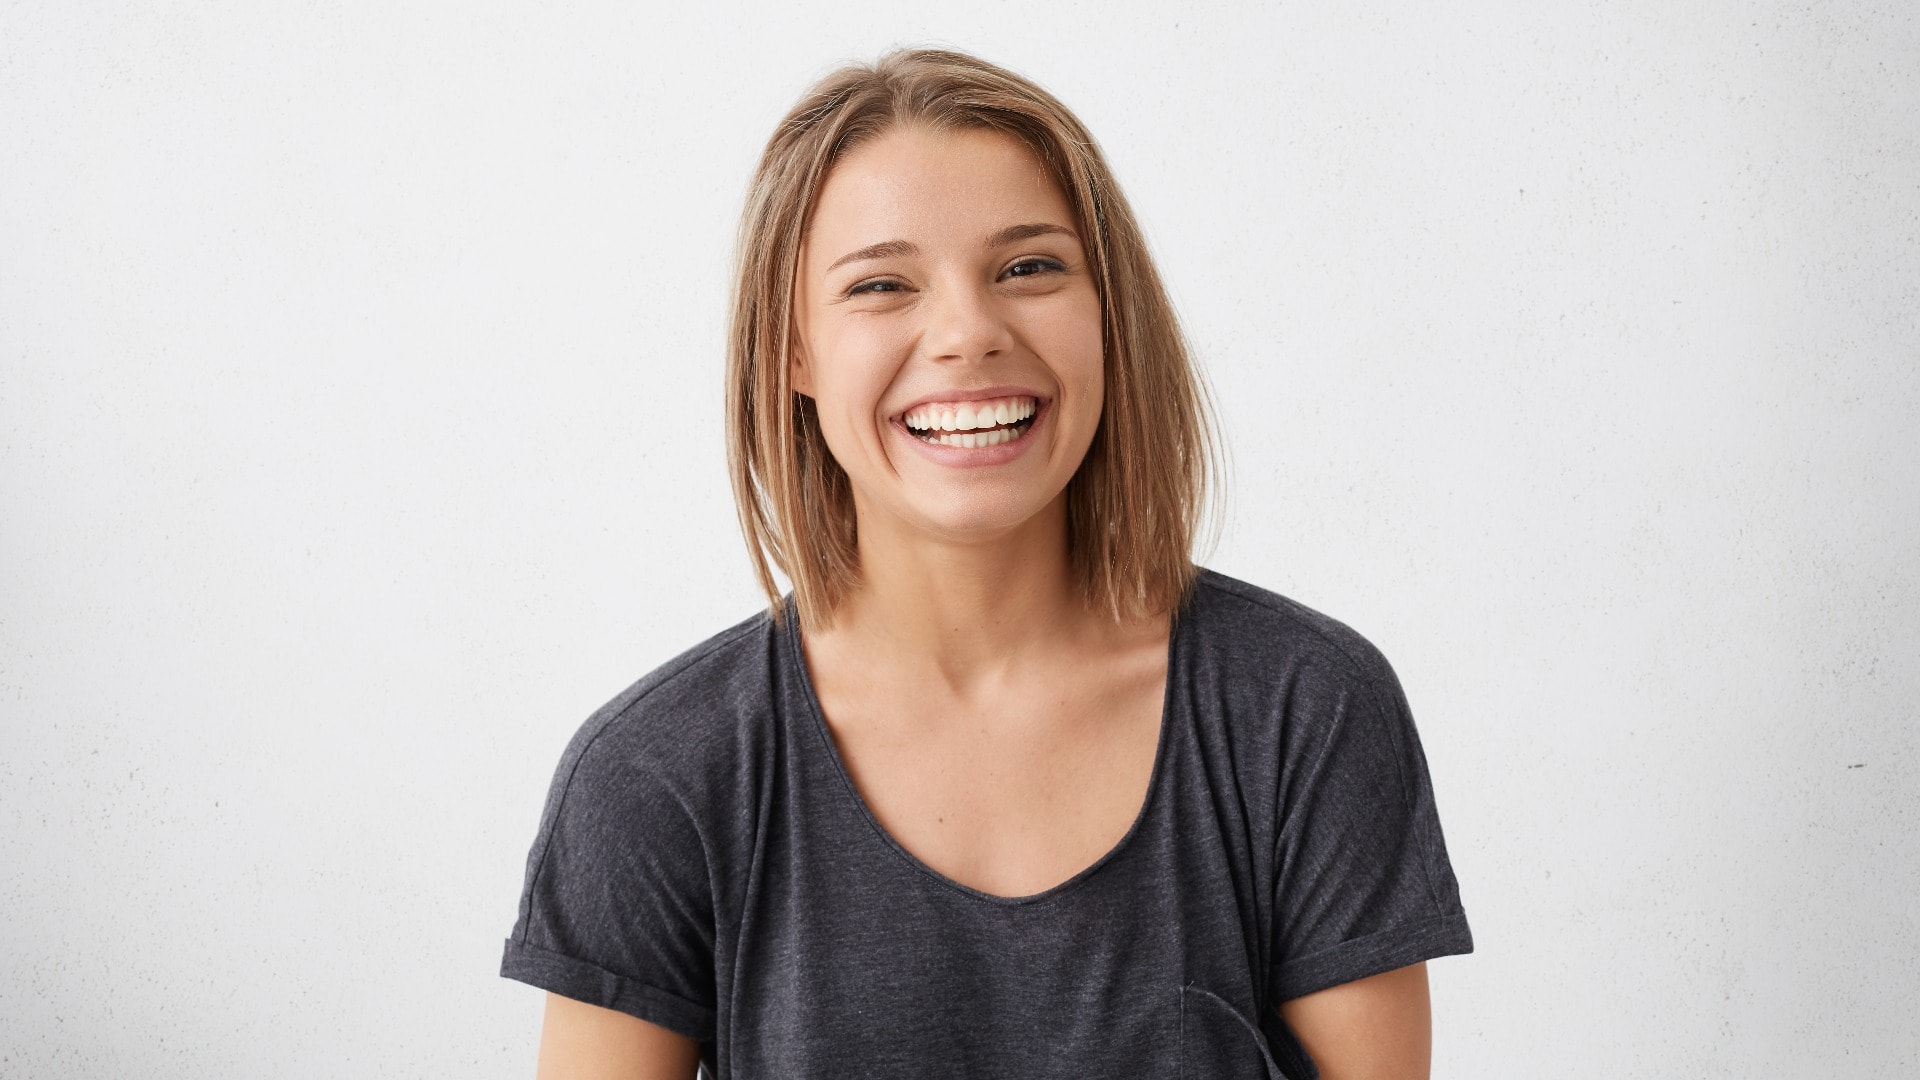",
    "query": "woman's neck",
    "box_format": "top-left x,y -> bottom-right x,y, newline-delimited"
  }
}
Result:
820,494 -> 1097,690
